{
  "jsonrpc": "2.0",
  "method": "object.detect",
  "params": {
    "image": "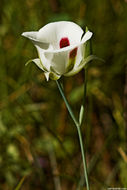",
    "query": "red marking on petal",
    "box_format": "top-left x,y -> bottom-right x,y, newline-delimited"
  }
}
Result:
69,48 -> 78,59
60,37 -> 70,48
